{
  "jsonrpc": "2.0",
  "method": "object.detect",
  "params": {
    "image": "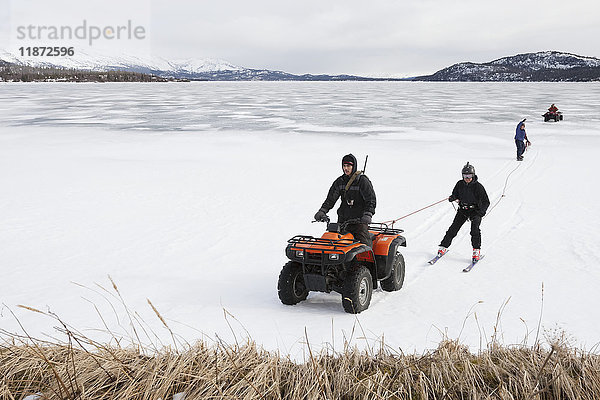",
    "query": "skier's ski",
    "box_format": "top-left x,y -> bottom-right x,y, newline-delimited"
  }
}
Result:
463,255 -> 485,272
428,251 -> 448,265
